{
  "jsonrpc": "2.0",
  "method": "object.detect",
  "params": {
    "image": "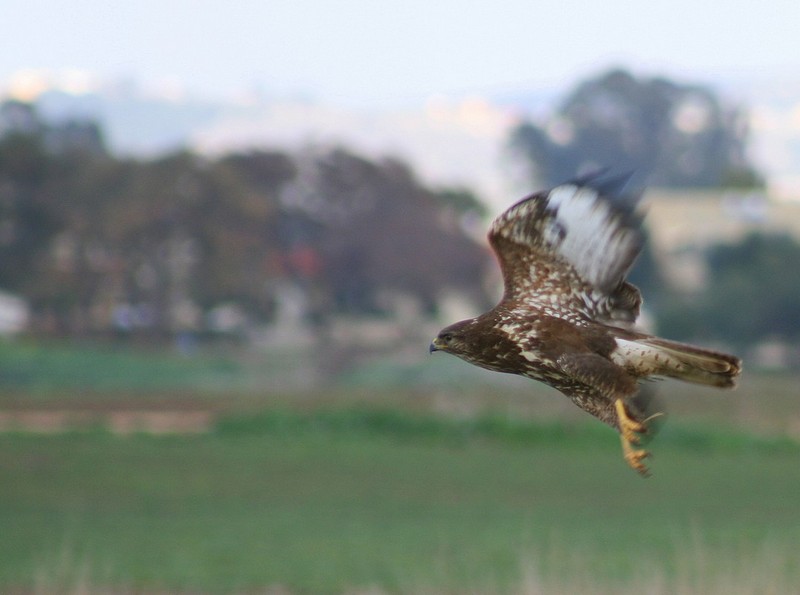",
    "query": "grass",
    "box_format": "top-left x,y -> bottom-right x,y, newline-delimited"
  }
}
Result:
0,338 -> 247,394
1,339 -> 799,593
1,407 -> 799,593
